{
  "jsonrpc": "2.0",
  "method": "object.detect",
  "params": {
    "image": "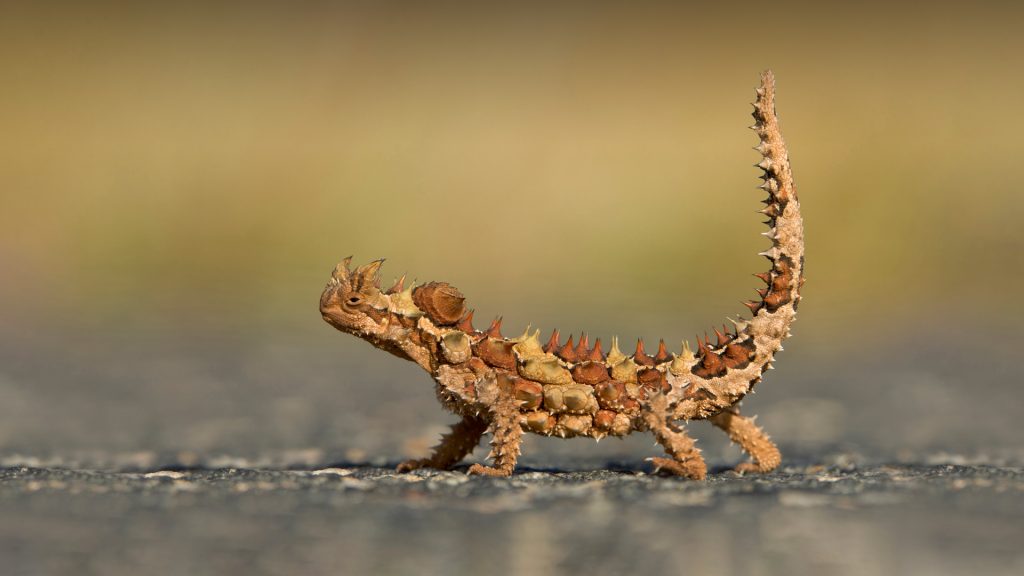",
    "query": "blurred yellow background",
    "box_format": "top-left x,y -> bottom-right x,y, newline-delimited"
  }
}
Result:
1,1 -> 1021,458
3,0 -> 1021,333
